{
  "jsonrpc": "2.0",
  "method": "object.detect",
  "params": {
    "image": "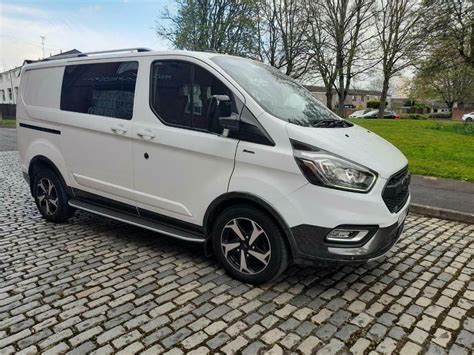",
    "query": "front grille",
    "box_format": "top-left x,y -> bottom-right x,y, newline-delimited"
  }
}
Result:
382,167 -> 410,213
